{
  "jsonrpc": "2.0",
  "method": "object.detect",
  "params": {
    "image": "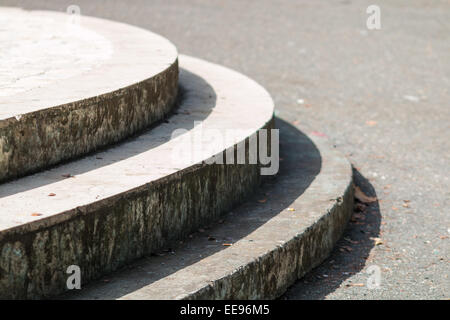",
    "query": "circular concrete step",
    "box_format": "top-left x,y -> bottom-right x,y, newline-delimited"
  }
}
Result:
0,55 -> 274,299
0,8 -> 178,182
61,119 -> 353,300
